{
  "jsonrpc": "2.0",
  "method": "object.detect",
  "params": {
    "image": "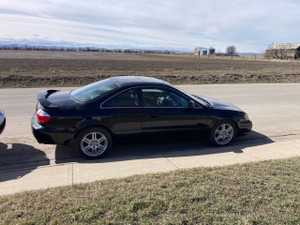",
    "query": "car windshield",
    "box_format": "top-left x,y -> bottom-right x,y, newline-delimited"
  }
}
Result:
71,79 -> 119,102
173,87 -> 211,107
